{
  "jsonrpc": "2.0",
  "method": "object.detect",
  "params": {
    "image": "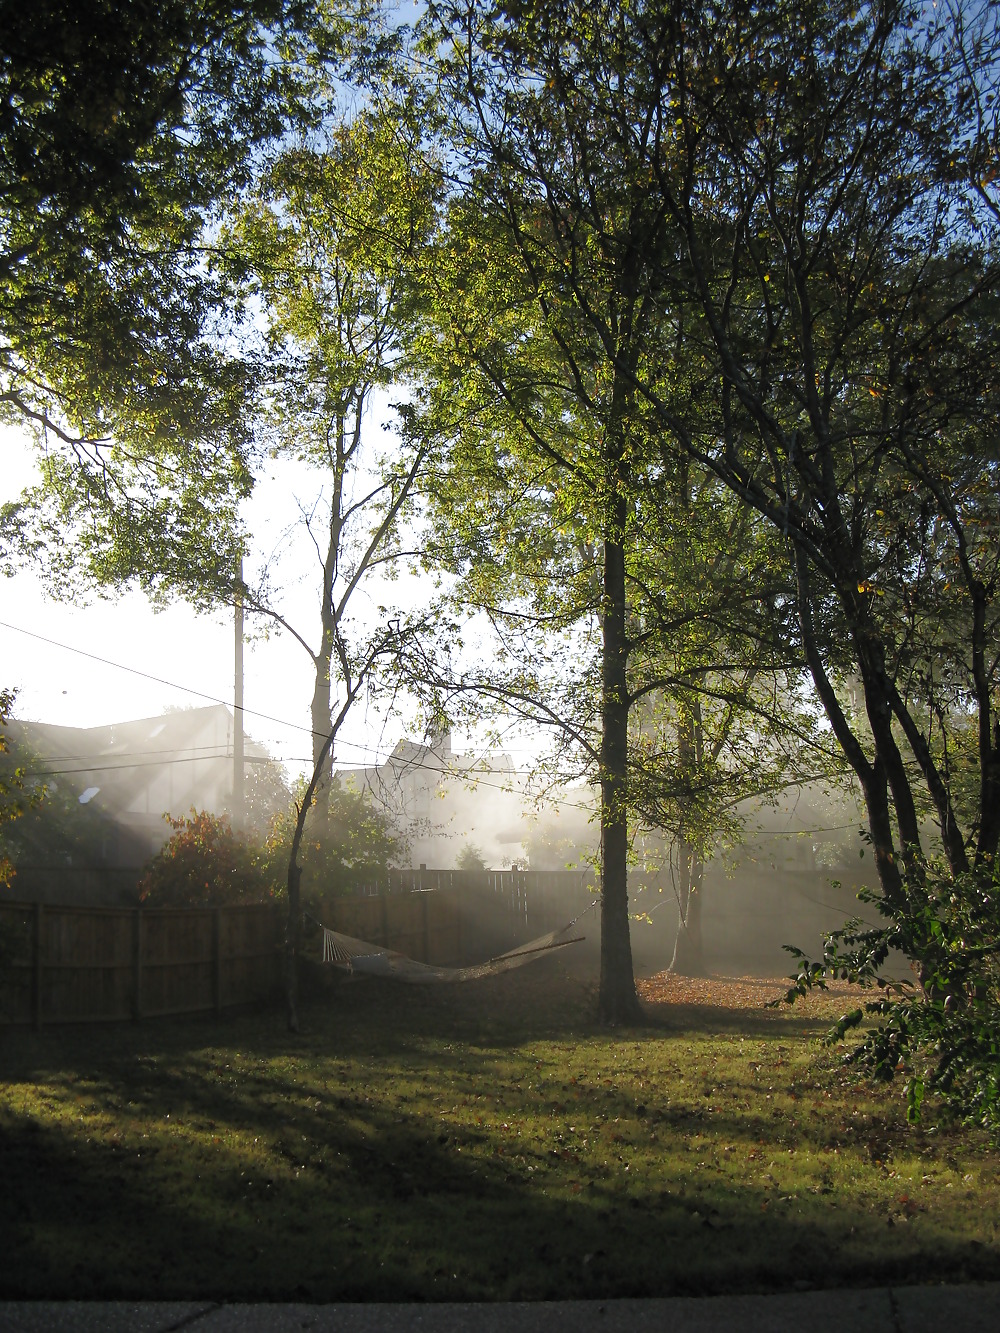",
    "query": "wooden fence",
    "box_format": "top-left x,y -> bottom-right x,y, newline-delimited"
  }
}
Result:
315,869 -> 597,965
0,869 -> 598,1028
0,901 -> 282,1028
